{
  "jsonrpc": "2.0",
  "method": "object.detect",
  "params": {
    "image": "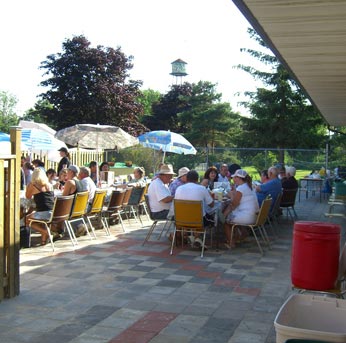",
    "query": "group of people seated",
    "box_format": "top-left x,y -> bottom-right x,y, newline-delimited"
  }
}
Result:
23,155 -> 147,246
147,163 -> 299,250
